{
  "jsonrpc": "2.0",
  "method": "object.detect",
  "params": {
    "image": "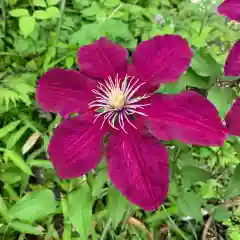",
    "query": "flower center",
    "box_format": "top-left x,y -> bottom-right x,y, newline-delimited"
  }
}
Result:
88,74 -> 150,133
108,89 -> 125,109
